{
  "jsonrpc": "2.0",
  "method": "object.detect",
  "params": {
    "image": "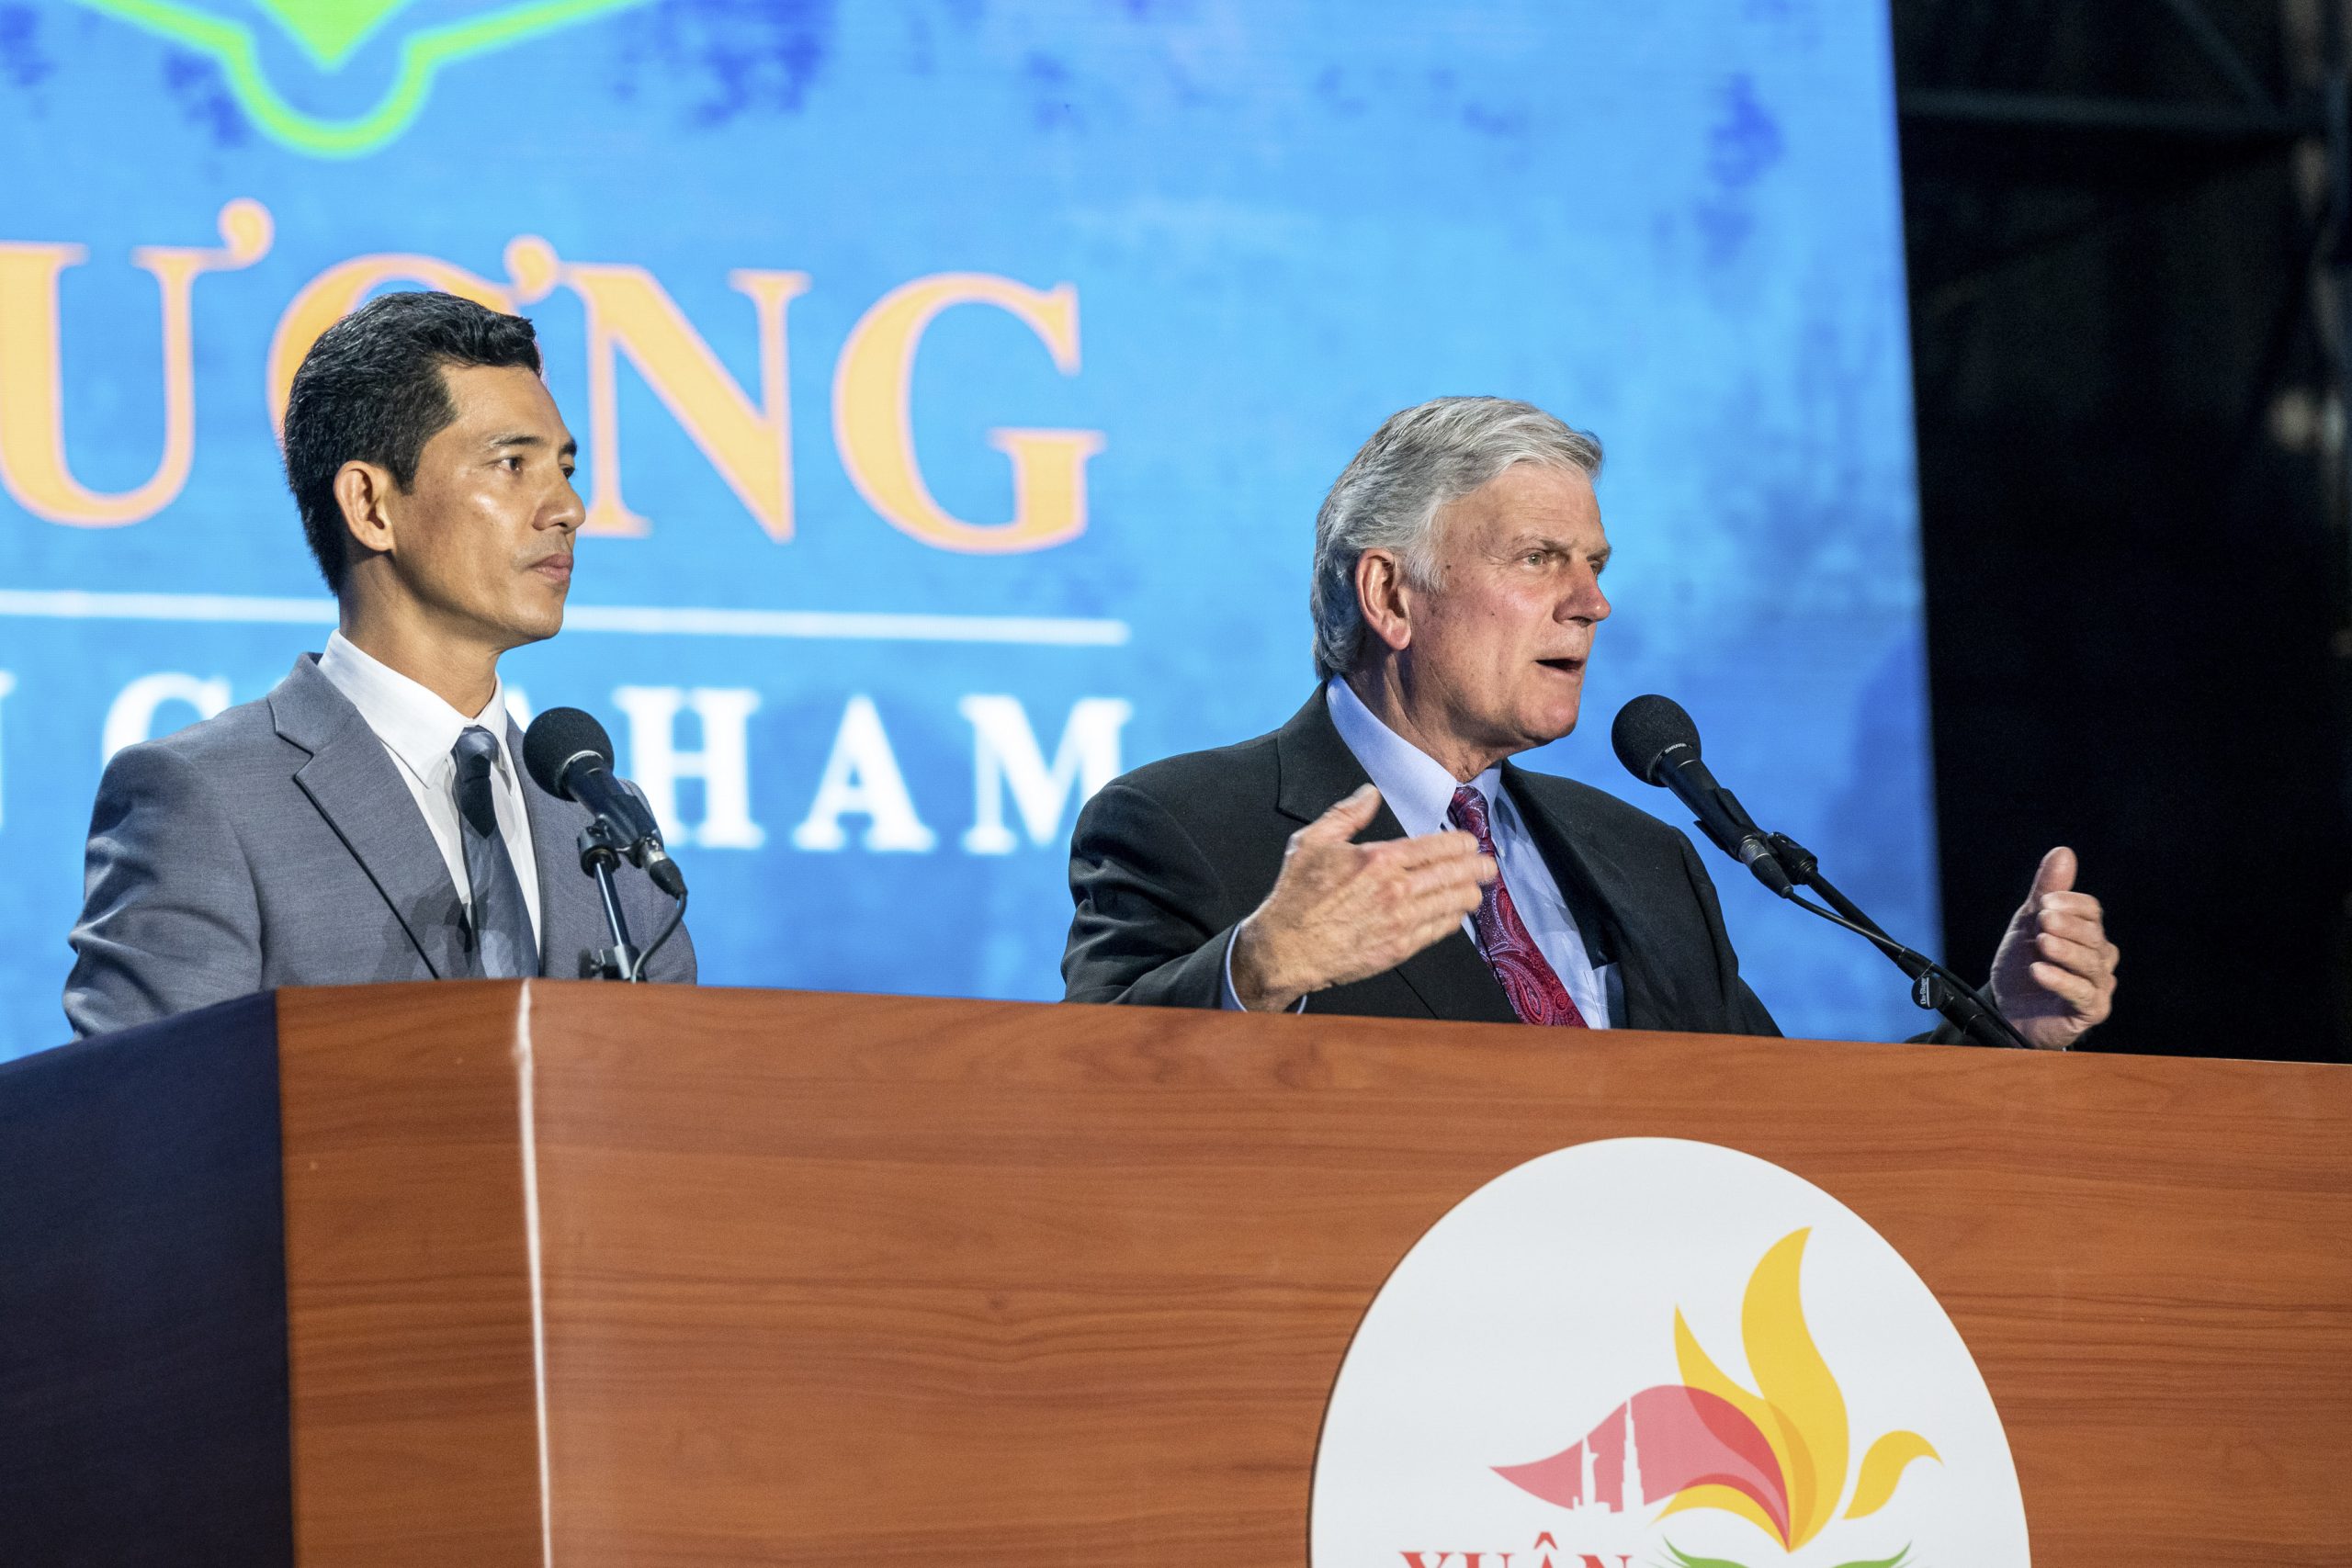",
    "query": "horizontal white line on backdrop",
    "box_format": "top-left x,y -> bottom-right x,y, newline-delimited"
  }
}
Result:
0,590 -> 1130,647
